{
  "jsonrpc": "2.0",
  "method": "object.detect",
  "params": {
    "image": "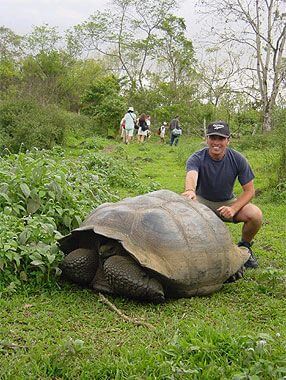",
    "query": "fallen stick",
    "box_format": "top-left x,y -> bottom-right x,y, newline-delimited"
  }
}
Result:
0,341 -> 28,350
98,293 -> 155,329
